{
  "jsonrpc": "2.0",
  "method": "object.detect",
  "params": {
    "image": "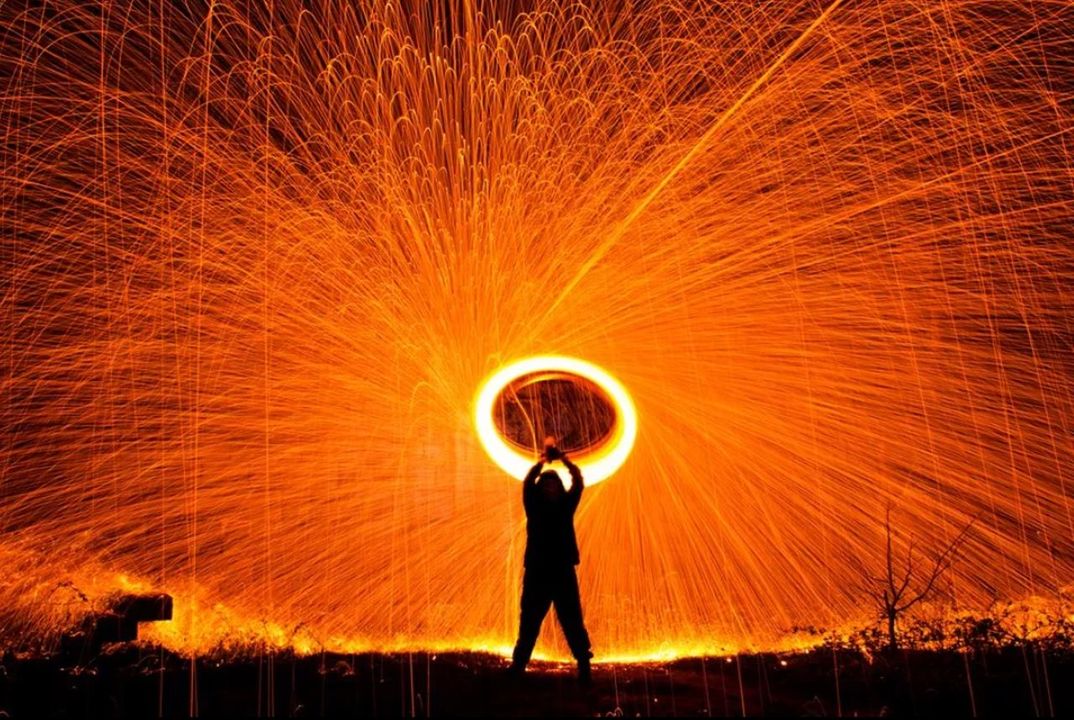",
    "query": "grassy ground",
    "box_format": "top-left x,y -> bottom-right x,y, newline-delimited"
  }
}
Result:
1,644 -> 1071,716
